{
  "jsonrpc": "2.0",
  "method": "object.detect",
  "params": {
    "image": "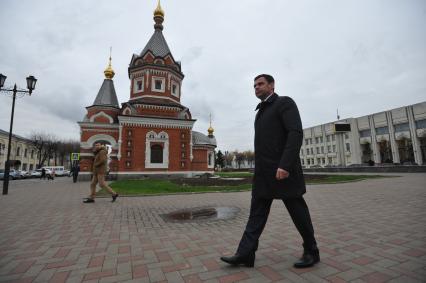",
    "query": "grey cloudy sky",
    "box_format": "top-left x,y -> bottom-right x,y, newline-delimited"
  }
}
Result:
1,0 -> 425,151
